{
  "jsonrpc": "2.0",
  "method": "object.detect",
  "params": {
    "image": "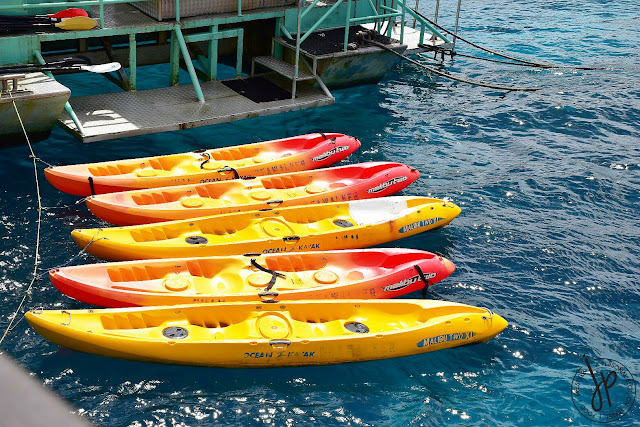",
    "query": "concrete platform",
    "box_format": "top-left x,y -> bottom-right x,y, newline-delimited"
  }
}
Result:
59,78 -> 333,142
